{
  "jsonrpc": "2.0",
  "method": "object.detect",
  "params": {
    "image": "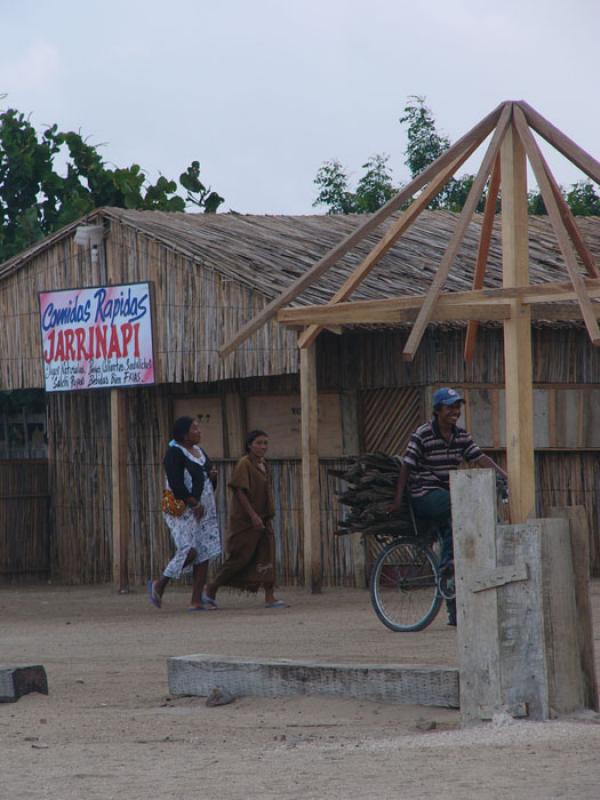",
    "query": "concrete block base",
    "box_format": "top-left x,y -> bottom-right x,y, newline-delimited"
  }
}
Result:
0,665 -> 48,703
168,655 -> 459,708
